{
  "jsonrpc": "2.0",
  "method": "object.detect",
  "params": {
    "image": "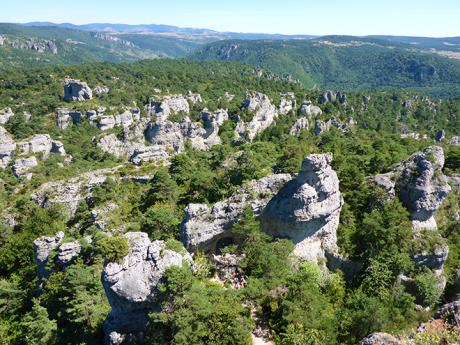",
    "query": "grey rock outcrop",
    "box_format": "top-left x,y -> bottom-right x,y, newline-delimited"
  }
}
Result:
435,129 -> 445,142
63,79 -> 93,102
56,108 -> 72,129
0,126 -> 16,168
289,117 -> 309,136
279,93 -> 296,115
235,92 -> 278,141
186,91 -> 202,104
400,132 -> 428,140
148,94 -> 190,121
102,232 -> 192,345
181,174 -> 292,251
115,111 -> 134,127
51,140 -> 66,156
0,107 -> 14,125
17,134 -> 53,157
299,101 -> 322,116
56,241 -> 81,267
261,153 -> 344,262
34,231 -> 65,280
12,156 -> 38,177
94,85 -> 110,96
359,332 -> 400,345
448,136 -> 460,146
315,117 -> 355,135
435,300 -> 460,327
97,116 -> 116,131
322,91 -> 346,104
